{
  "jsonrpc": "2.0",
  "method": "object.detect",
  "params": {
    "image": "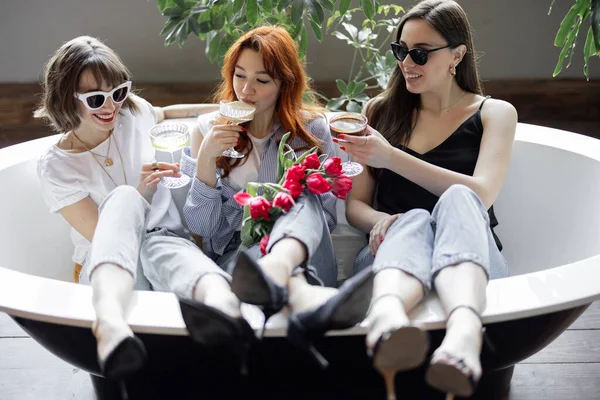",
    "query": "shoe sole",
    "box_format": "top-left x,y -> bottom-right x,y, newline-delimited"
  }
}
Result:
373,326 -> 429,372
425,360 -> 476,397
